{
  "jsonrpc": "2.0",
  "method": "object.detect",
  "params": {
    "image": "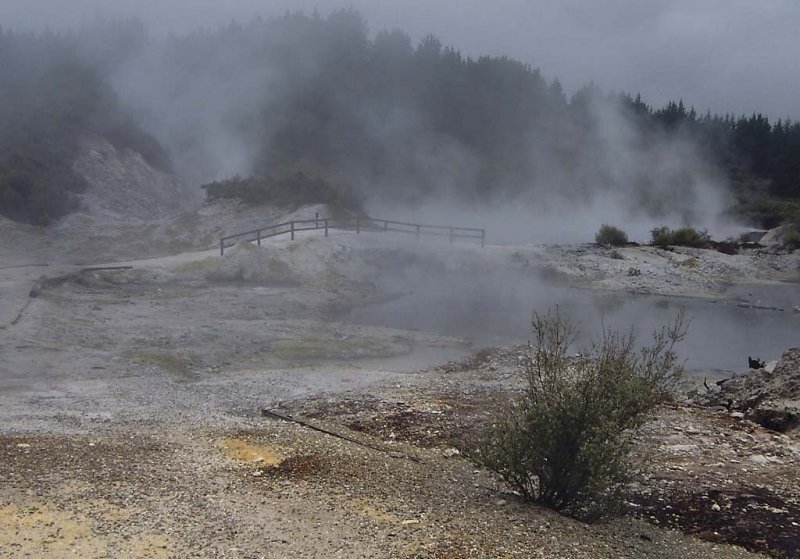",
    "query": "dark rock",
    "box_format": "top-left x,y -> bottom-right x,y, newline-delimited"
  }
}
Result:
748,407 -> 800,433
696,348 -> 800,432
